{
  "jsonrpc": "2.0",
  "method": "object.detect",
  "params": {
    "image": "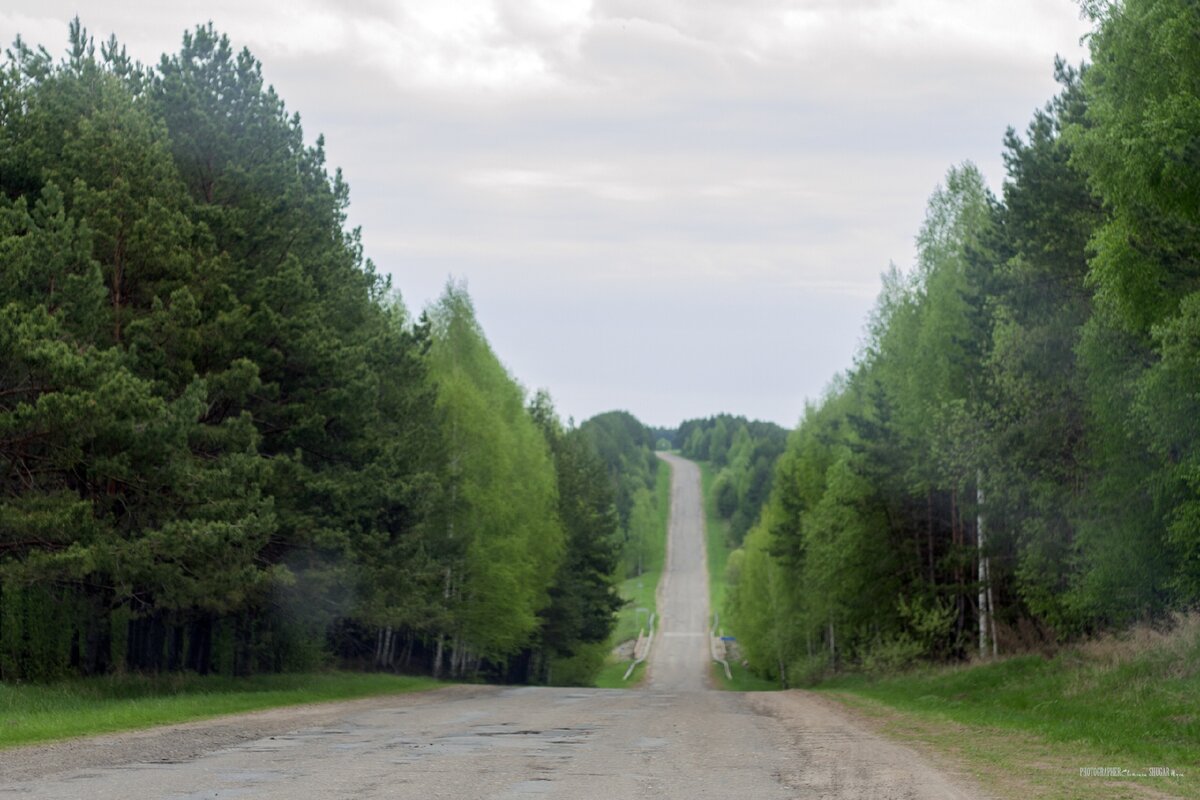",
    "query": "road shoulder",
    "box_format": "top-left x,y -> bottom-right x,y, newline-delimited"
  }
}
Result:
748,689 -> 993,799
808,691 -> 1188,800
0,684 -> 493,785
